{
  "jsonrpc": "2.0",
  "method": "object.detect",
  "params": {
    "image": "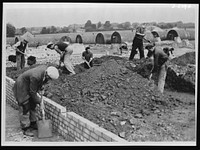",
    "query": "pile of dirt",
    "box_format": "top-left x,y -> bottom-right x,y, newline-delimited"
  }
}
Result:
6,52 -> 195,141
170,52 -> 195,66
42,58 -> 184,140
